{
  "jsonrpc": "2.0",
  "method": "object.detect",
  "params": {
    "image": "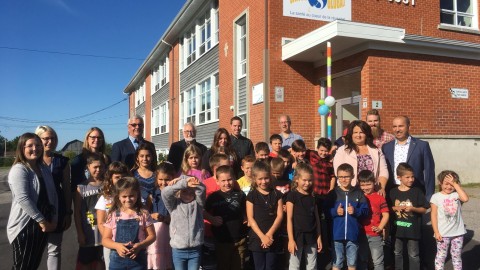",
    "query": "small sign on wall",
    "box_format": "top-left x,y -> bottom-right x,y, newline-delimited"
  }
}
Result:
372,101 -> 383,109
275,86 -> 284,102
450,88 -> 469,99
252,83 -> 264,105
